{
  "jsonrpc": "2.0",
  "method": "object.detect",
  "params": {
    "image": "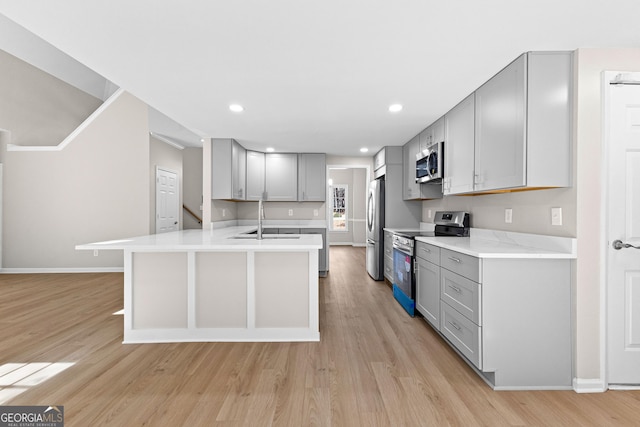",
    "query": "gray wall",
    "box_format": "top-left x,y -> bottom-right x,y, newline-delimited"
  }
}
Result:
183,147 -> 203,229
